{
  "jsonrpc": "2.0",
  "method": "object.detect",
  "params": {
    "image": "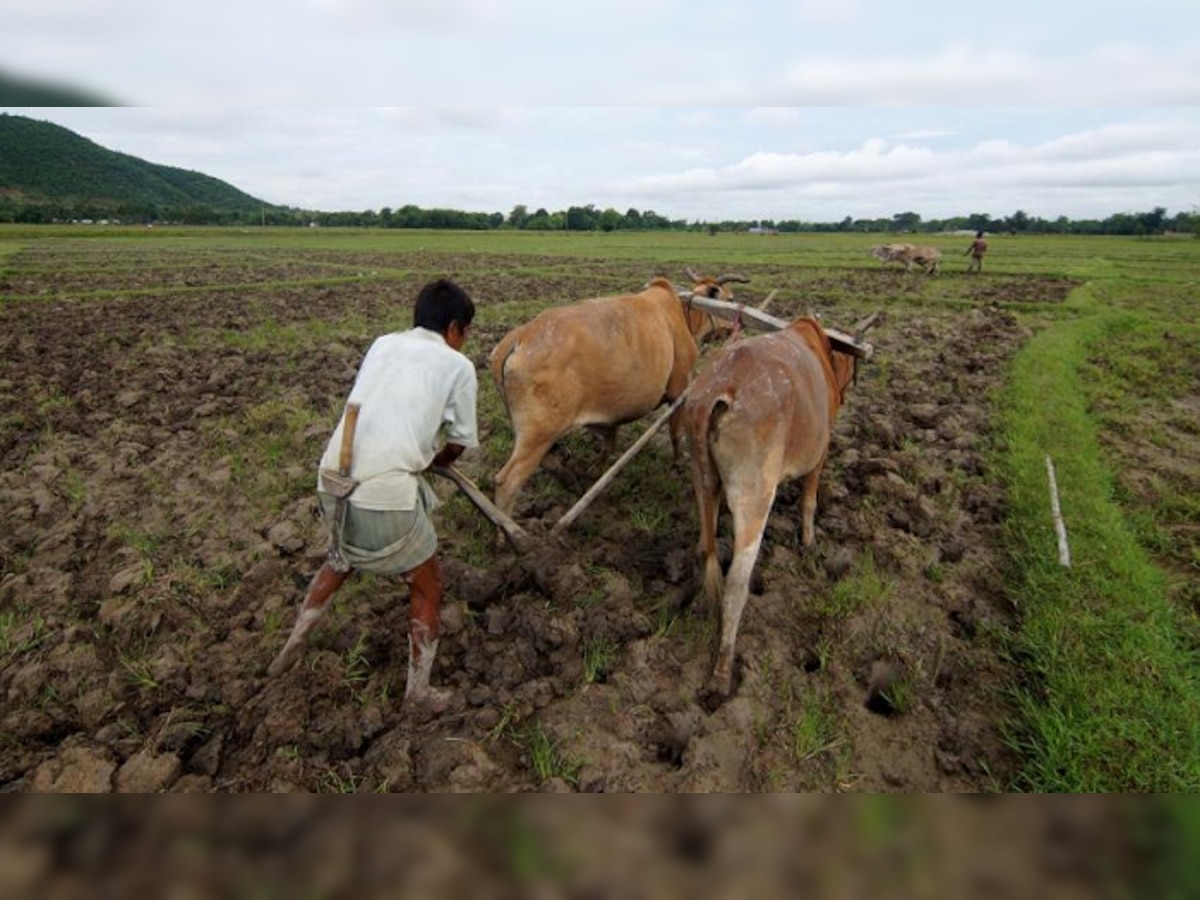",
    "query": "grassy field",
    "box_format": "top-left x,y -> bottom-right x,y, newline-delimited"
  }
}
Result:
2,224 -> 1198,793
995,240 -> 1200,790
